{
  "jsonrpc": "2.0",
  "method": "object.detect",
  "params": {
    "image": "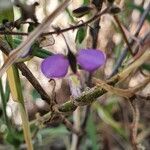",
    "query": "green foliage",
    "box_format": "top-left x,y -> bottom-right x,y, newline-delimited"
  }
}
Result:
37,125 -> 69,138
95,102 -> 127,139
34,126 -> 69,148
74,0 -> 89,44
13,38 -> 52,59
66,8 -> 76,23
75,27 -> 87,44
86,113 -> 100,150
0,79 -> 9,125
114,42 -> 123,62
31,89 -> 41,100
31,44 -> 52,58
0,1 -> 18,148
0,0 -> 14,49
5,130 -> 24,148
83,0 -> 90,5
4,81 -> 10,103
128,3 -> 150,22
0,0 -> 14,22
28,23 -> 36,32
142,63 -> 150,71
